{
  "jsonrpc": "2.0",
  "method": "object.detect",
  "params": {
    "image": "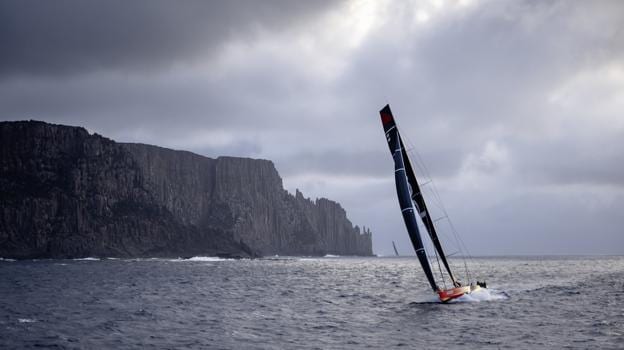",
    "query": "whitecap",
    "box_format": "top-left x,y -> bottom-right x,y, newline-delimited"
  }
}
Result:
73,257 -> 100,261
454,288 -> 509,303
186,256 -> 231,262
18,318 -> 36,323
0,258 -> 16,262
